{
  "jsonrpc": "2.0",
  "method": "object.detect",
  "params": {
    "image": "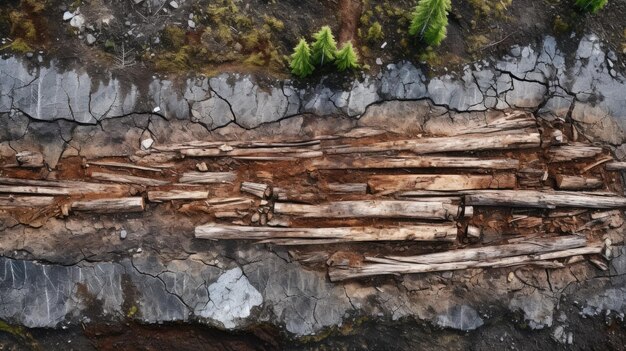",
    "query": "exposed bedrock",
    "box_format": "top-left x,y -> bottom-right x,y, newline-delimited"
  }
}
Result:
0,33 -> 625,340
